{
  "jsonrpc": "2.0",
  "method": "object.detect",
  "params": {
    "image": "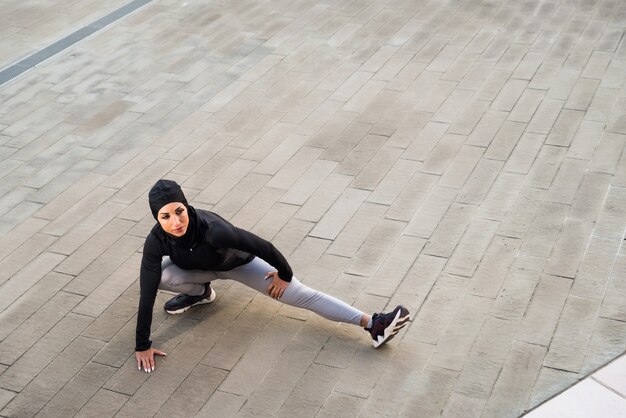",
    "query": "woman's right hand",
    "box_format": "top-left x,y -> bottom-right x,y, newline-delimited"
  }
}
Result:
135,347 -> 167,373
